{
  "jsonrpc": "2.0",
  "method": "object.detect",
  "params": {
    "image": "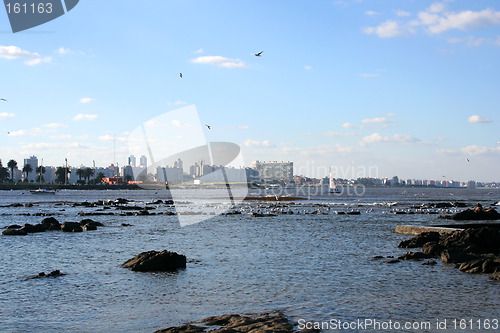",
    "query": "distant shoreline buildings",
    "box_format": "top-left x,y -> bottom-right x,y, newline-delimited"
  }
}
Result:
0,155 -> 498,188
